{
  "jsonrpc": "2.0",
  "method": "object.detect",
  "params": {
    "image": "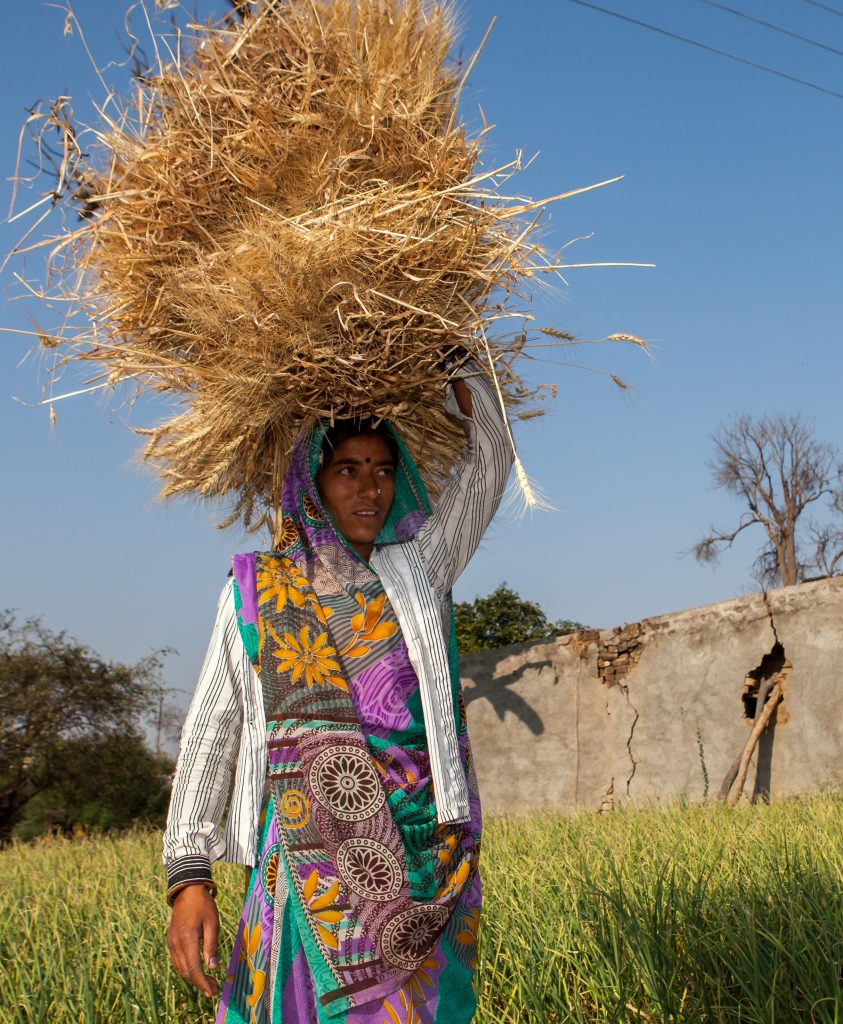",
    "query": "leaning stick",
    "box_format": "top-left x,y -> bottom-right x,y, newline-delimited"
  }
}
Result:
726,682 -> 783,808
716,676 -> 774,802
